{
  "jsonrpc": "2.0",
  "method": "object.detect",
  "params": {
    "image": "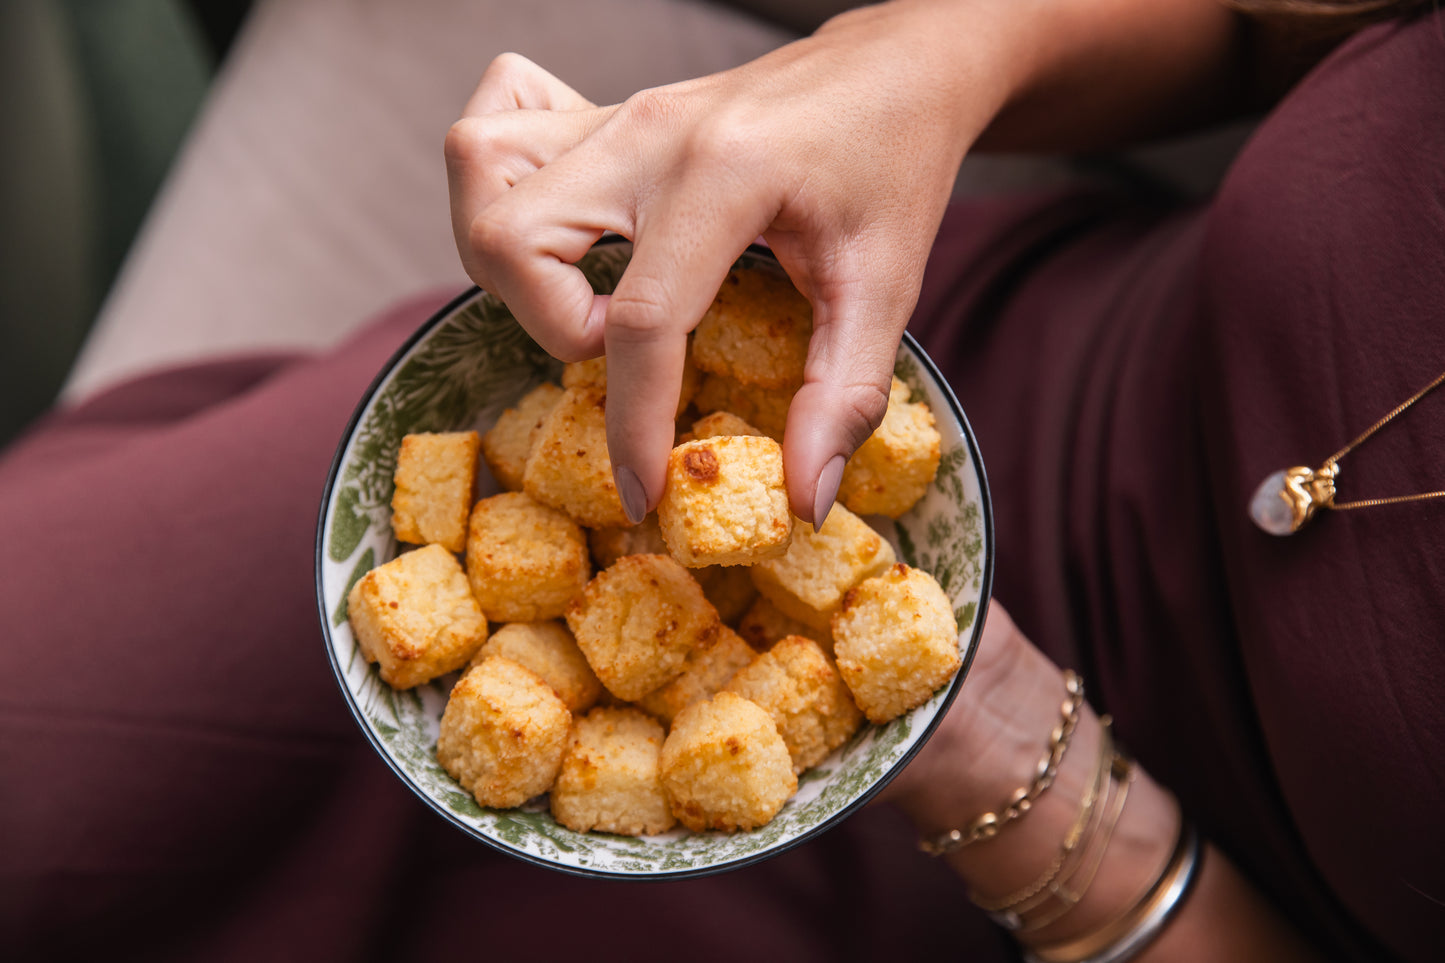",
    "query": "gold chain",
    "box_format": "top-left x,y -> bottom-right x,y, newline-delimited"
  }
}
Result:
970,719 -> 1117,914
1324,368 -> 1445,511
919,670 -> 1085,855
